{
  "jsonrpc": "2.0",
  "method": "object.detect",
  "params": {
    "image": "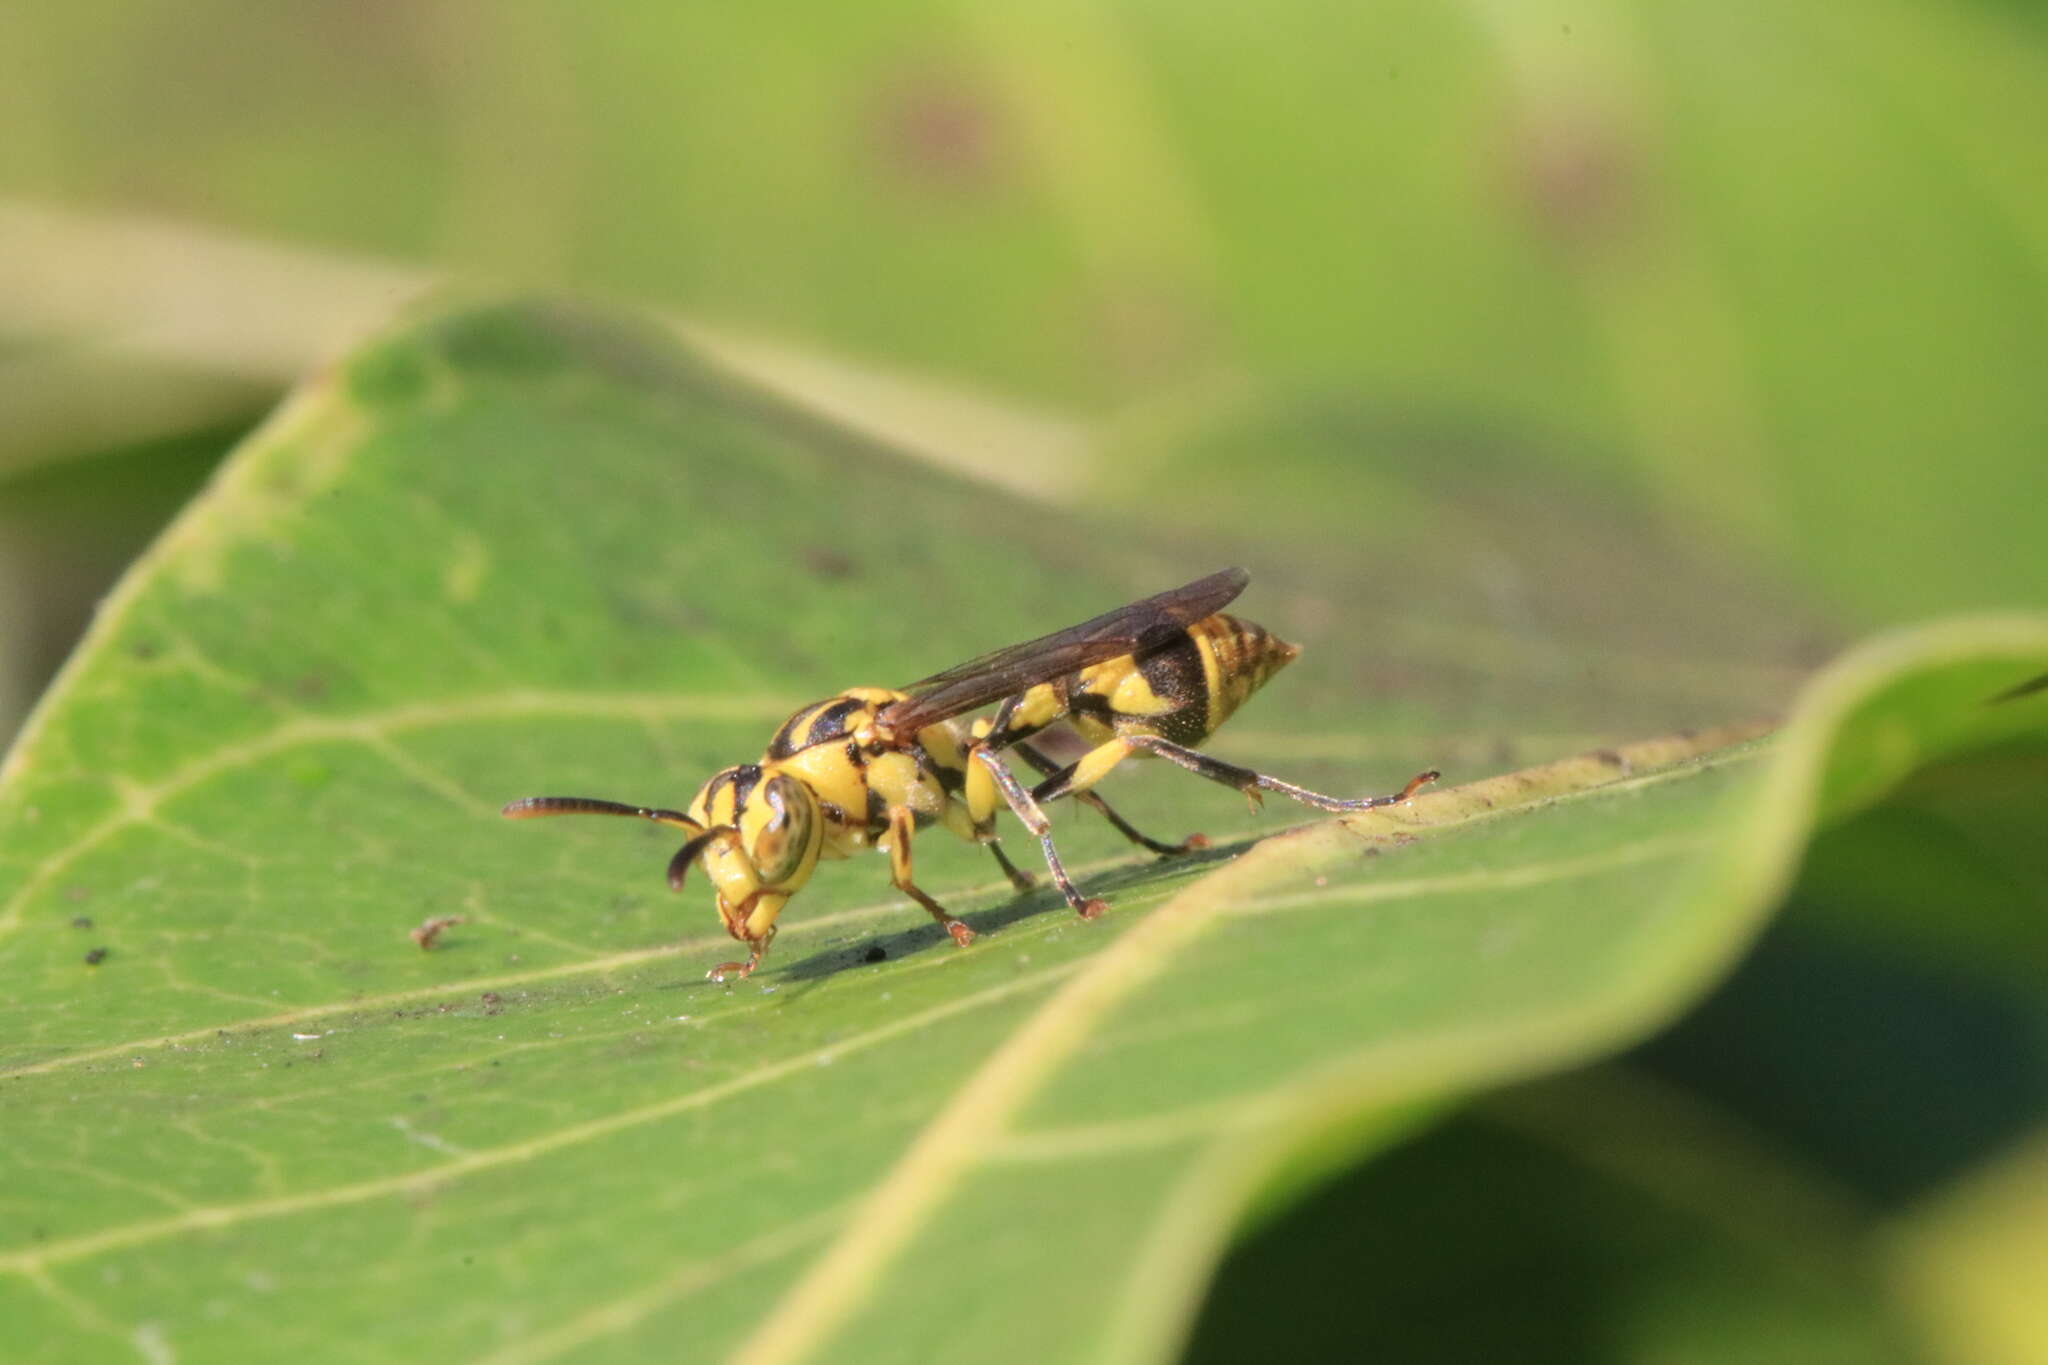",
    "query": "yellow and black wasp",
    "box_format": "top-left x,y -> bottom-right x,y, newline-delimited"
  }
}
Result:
503,568 -> 1438,980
